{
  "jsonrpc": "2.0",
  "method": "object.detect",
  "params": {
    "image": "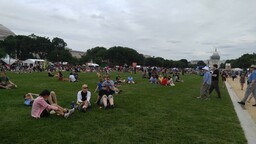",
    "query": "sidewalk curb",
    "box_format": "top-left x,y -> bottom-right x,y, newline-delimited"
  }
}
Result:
225,82 -> 256,144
